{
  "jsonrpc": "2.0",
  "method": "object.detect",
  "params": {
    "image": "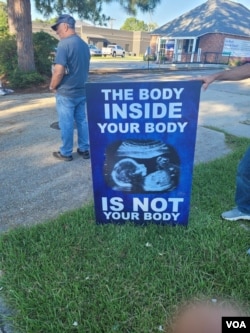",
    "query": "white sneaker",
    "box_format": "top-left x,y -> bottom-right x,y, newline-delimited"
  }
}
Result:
221,207 -> 250,221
